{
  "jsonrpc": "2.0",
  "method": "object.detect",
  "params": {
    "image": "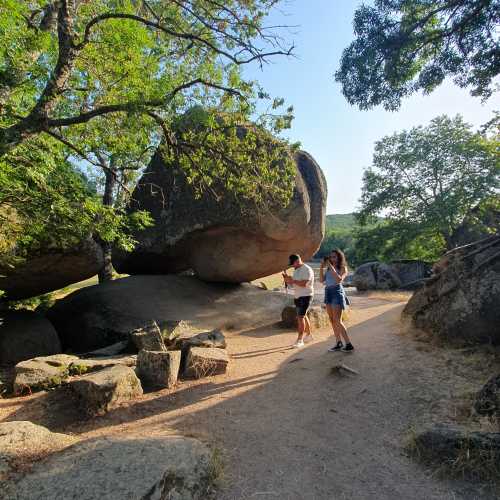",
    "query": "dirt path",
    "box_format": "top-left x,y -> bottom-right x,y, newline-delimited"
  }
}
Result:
1,293 -> 495,499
